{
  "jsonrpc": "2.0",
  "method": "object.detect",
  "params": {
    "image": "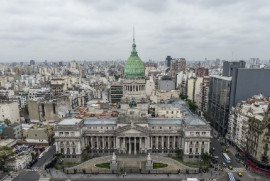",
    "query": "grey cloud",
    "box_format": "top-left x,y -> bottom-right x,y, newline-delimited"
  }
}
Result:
0,0 -> 270,61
